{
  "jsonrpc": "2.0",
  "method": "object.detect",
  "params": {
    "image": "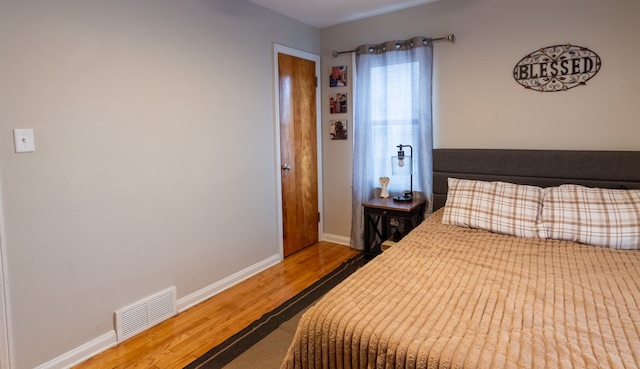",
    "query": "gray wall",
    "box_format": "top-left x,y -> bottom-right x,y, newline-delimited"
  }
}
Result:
320,0 -> 640,240
0,1 -> 319,368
